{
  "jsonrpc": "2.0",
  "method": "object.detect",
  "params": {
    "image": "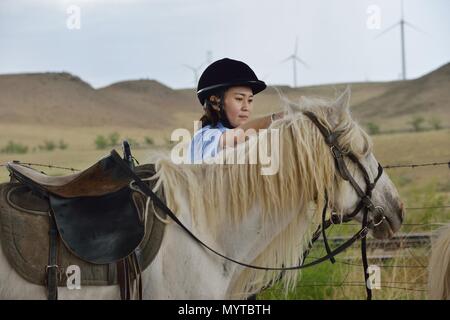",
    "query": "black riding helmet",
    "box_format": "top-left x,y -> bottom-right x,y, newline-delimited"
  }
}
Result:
197,58 -> 266,106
